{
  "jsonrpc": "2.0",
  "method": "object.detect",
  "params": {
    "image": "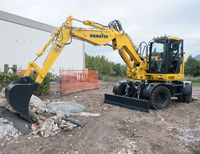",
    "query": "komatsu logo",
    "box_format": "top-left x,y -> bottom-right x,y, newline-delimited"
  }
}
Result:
90,34 -> 108,38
